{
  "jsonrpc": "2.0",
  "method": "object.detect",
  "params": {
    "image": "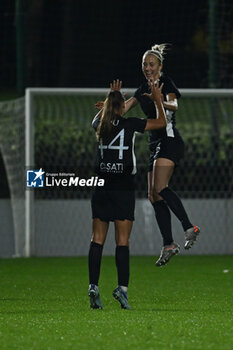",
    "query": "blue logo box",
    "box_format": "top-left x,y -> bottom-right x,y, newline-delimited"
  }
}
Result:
26,169 -> 45,188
